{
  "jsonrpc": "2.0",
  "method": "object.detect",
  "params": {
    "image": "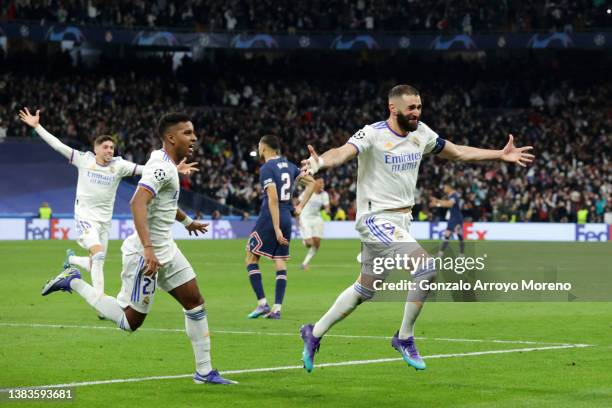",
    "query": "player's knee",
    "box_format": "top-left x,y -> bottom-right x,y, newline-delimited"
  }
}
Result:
413,259 -> 437,282
245,252 -> 257,265
353,282 -> 375,302
124,315 -> 144,332
122,308 -> 146,331
89,244 -> 104,256
183,296 -> 204,311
